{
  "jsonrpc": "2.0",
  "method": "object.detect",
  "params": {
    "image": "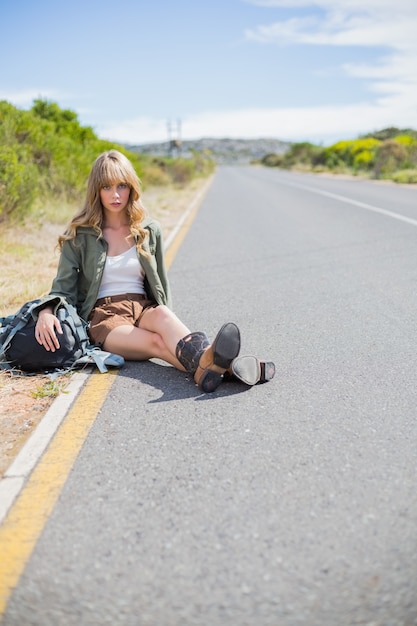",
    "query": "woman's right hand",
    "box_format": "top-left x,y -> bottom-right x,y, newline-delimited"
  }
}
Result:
35,307 -> 63,352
